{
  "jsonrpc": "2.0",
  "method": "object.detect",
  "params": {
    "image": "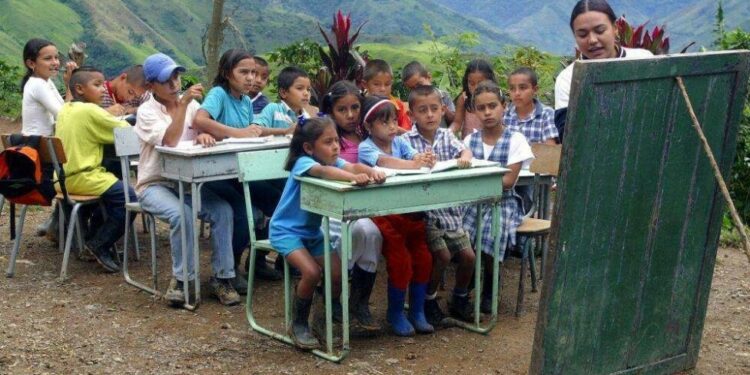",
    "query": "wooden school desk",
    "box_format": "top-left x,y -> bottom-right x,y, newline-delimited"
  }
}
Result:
291,166 -> 509,361
156,136 -> 290,310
